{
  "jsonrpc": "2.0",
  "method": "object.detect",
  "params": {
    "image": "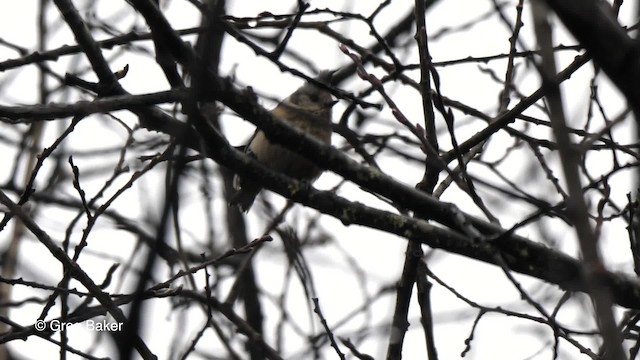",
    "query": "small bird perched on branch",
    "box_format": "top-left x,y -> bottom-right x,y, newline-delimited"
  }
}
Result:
230,70 -> 337,212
